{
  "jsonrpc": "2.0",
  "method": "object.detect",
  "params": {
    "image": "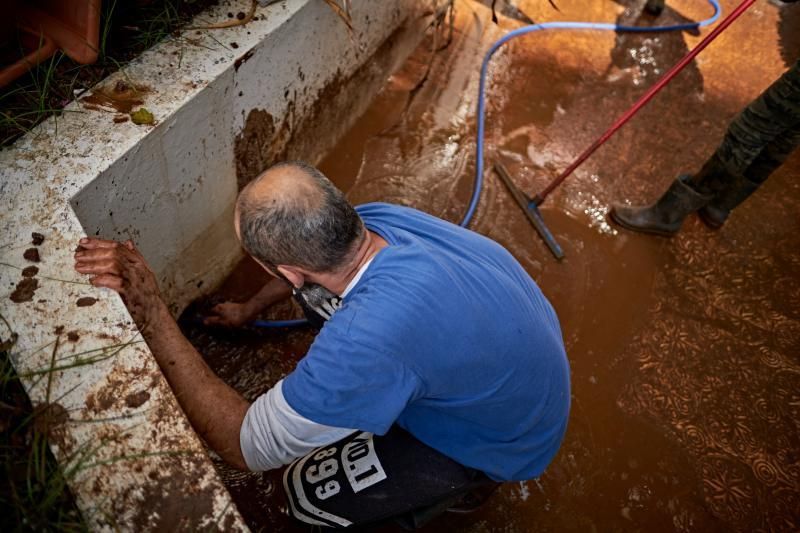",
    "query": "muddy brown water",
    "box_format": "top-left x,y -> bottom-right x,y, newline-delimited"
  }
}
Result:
179,1 -> 800,530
